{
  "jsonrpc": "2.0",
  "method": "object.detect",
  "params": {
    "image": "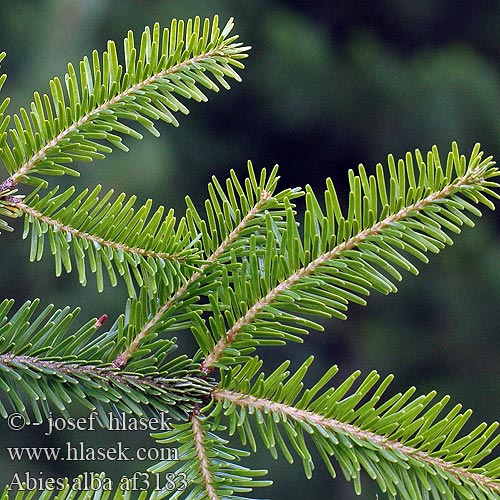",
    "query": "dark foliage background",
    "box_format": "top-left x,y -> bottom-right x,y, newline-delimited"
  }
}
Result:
0,1 -> 498,498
